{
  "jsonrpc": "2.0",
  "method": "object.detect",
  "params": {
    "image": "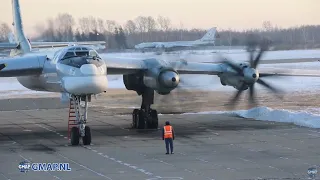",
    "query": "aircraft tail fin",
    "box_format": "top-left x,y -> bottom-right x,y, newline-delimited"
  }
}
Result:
199,27 -> 217,42
11,0 -> 31,54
